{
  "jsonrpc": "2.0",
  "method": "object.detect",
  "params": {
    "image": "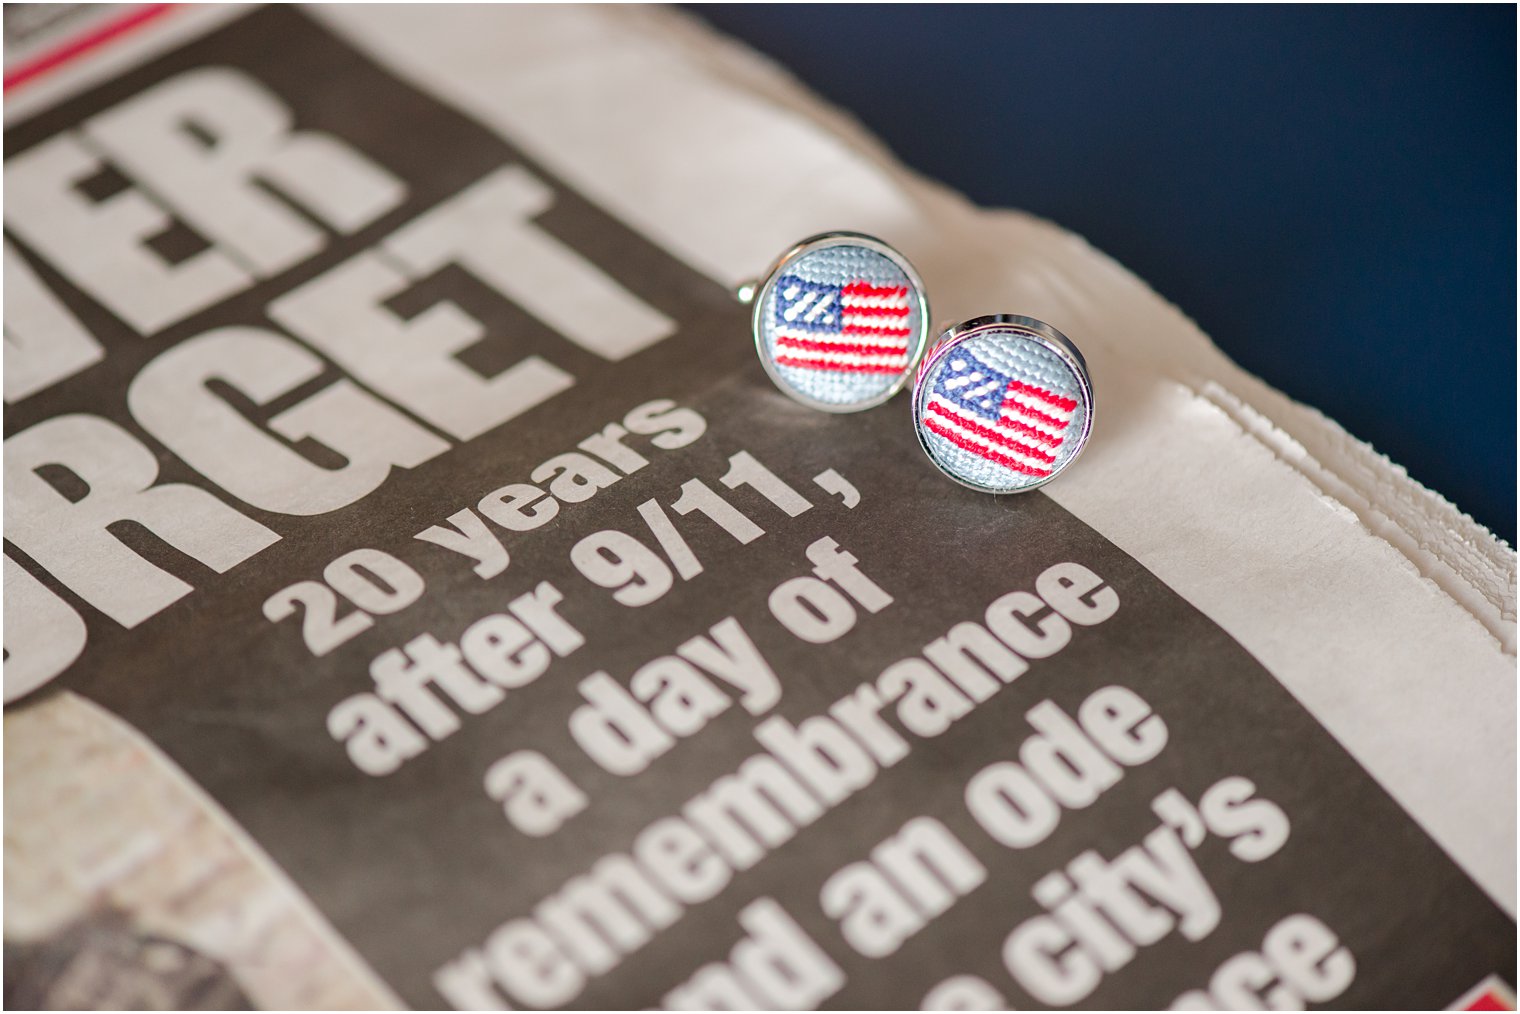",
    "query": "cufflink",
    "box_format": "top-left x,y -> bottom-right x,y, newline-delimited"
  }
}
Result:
911,315 -> 1094,493
738,232 -> 930,412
